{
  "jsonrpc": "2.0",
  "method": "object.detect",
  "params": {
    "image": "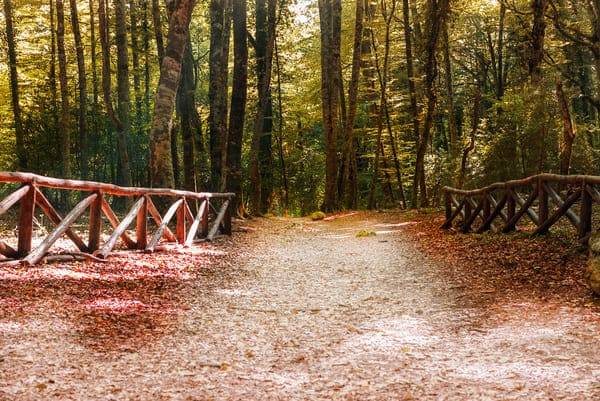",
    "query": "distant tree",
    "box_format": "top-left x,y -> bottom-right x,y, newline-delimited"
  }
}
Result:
2,0 -> 26,170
